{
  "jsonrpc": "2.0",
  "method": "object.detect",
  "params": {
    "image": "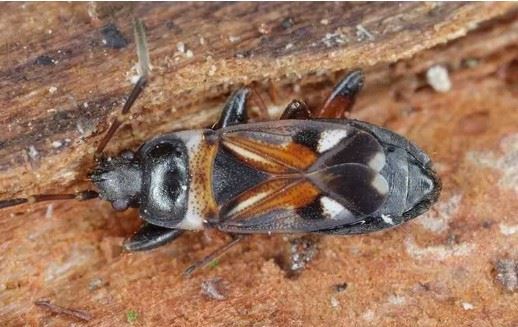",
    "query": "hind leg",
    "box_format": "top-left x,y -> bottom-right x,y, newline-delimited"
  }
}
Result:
183,234 -> 245,277
314,70 -> 364,118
